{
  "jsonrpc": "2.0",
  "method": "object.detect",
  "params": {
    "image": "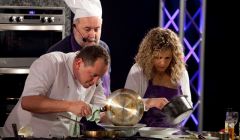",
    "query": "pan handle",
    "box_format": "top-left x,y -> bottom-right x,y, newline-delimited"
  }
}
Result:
12,123 -> 20,139
57,114 -> 81,124
99,105 -> 107,112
